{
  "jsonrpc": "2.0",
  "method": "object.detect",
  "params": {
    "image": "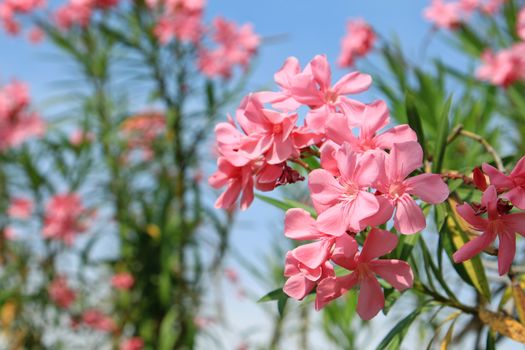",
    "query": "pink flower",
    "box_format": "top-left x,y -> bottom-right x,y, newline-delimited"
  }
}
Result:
326,99 -> 417,154
111,272 -> 134,290
338,19 -> 376,68
193,316 -> 215,329
7,197 -> 32,219
308,143 -> 381,235
374,141 -> 449,234
82,309 -> 116,332
289,55 -> 372,132
198,17 -> 259,78
518,6 -> 525,40
458,0 -> 480,13
453,185 -> 525,275
482,157 -> 525,209
423,0 -> 462,30
236,95 -> 298,164
121,111 -> 166,160
284,208 -> 358,269
283,251 -> 335,300
315,228 -> 413,320
27,26 -> 44,43
224,268 -> 239,284
154,11 -> 203,45
3,227 -> 17,240
54,2 -> 92,30
120,337 -> 144,350
4,0 -> 44,13
479,0 -> 506,14
256,57 -> 303,111
0,80 -> 45,150
42,193 -> 90,245
69,129 -> 94,146
476,44 -> 525,87
48,276 -> 76,309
